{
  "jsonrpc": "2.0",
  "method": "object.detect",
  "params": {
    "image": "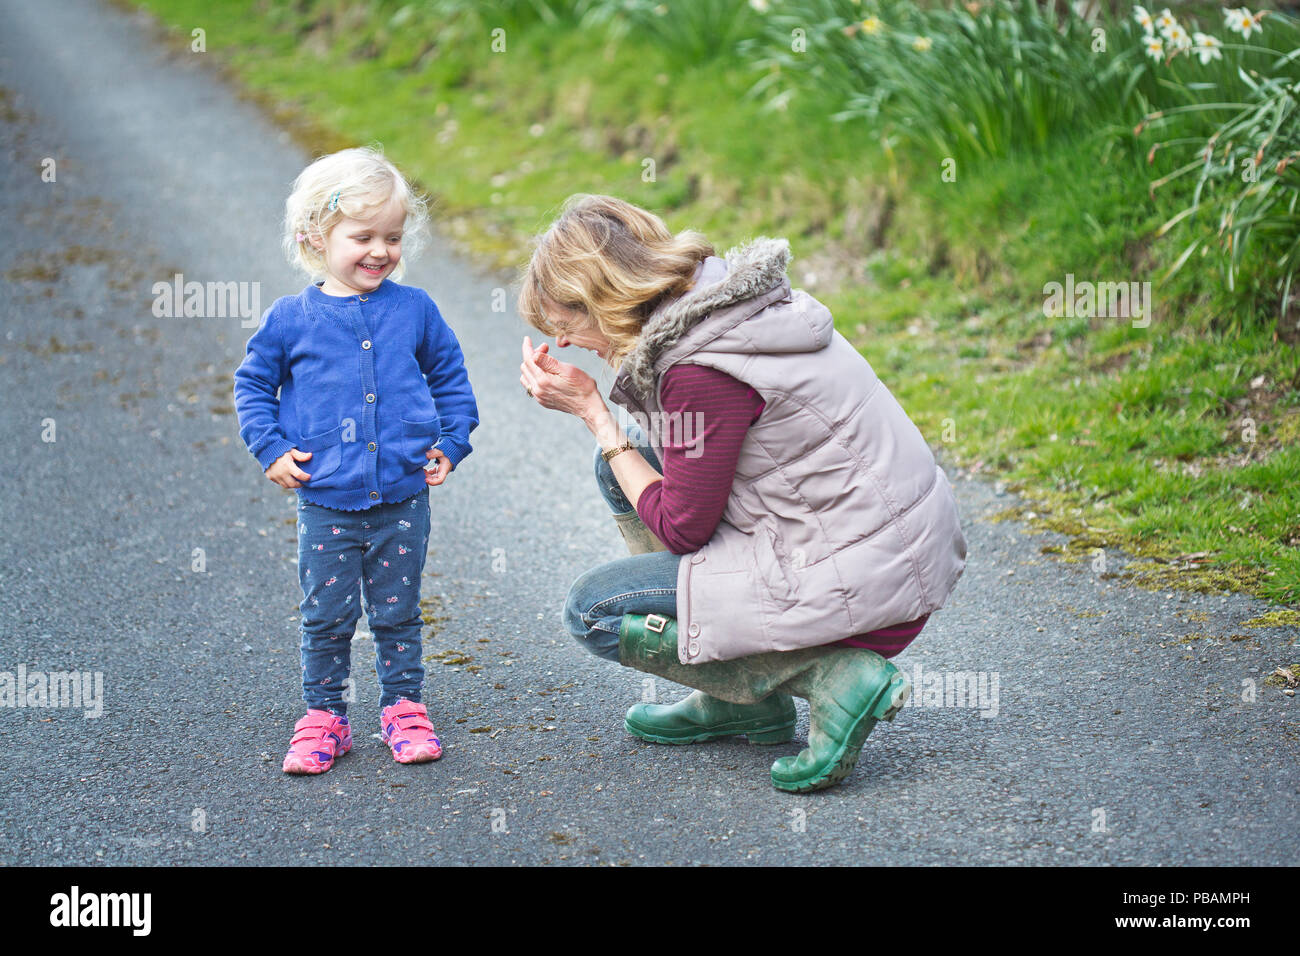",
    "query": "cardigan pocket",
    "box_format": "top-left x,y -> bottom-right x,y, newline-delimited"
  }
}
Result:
399,415 -> 442,472
297,423 -> 343,484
